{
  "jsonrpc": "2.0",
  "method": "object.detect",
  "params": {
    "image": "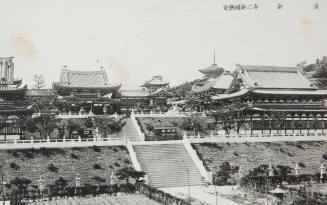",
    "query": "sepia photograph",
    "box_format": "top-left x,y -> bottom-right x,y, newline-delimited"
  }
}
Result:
0,0 -> 327,204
